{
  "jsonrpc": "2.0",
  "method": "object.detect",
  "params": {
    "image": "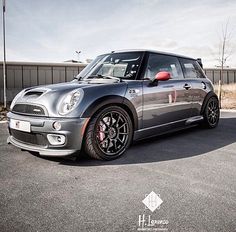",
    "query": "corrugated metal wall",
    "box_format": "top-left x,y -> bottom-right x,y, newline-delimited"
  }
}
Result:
0,62 -> 236,102
204,69 -> 236,84
0,62 -> 85,102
